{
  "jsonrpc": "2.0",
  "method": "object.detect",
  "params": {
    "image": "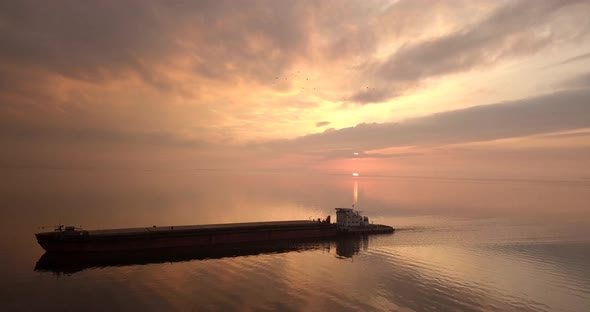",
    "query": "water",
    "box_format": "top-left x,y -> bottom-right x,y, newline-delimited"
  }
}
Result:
1,169 -> 589,311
